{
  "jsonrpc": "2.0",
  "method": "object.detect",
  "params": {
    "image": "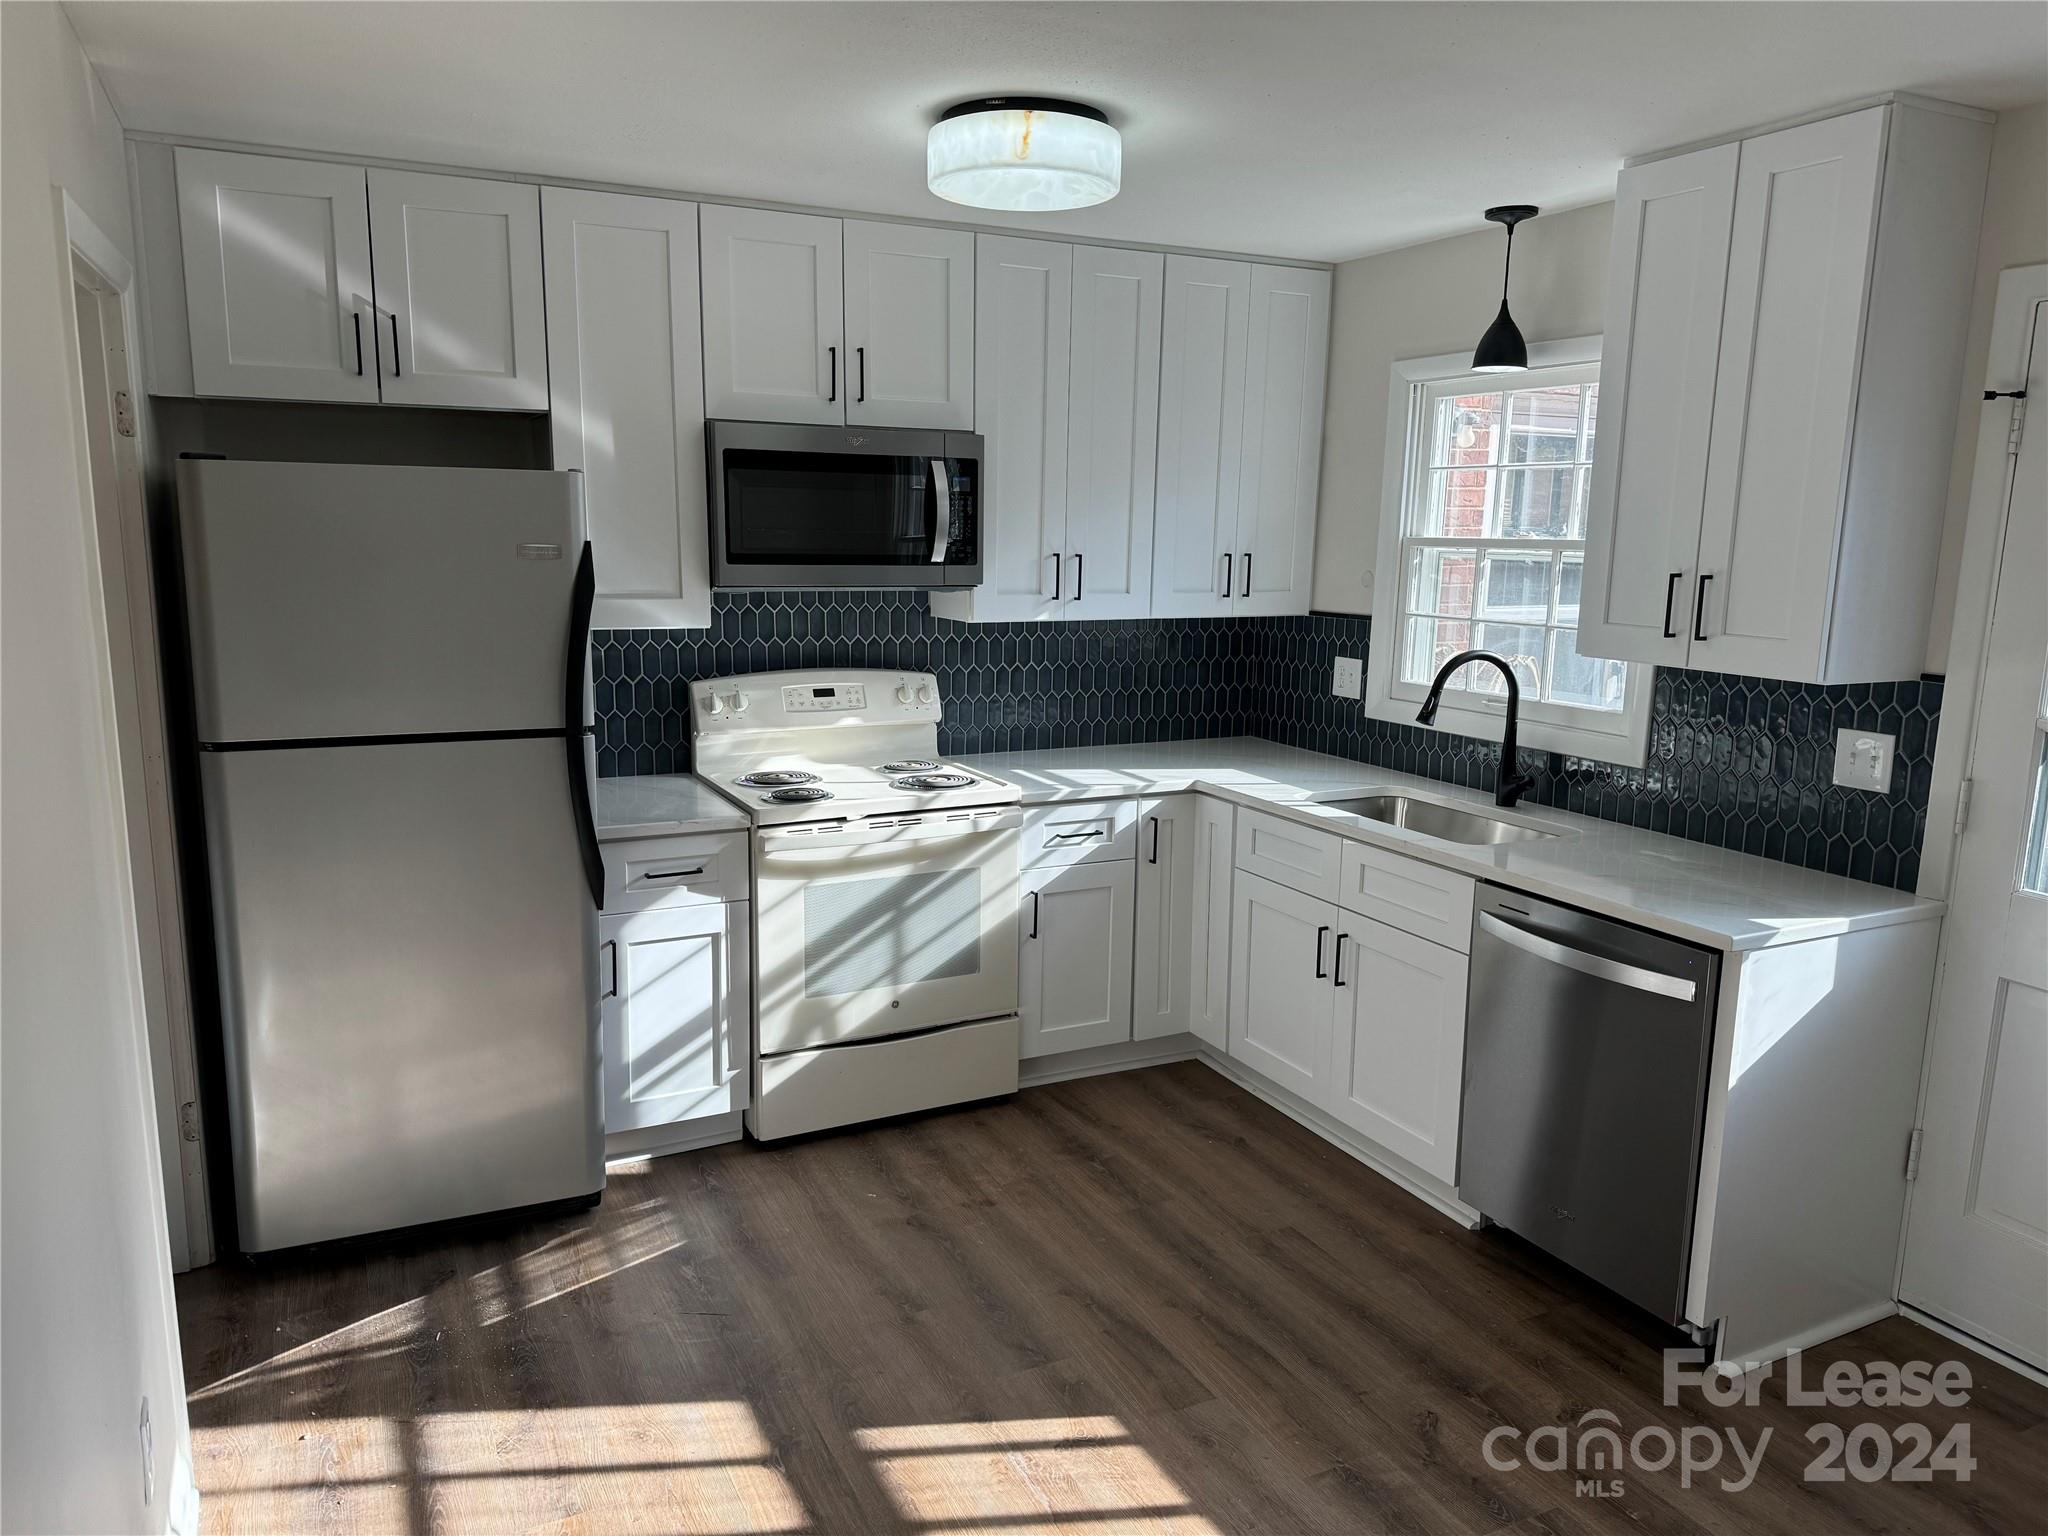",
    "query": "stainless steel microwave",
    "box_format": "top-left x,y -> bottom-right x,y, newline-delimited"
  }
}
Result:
706,421 -> 983,589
